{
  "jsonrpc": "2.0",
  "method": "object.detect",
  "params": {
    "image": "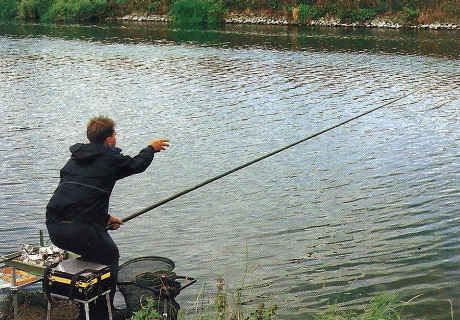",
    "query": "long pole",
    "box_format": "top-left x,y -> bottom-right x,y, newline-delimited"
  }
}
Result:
121,90 -> 416,223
